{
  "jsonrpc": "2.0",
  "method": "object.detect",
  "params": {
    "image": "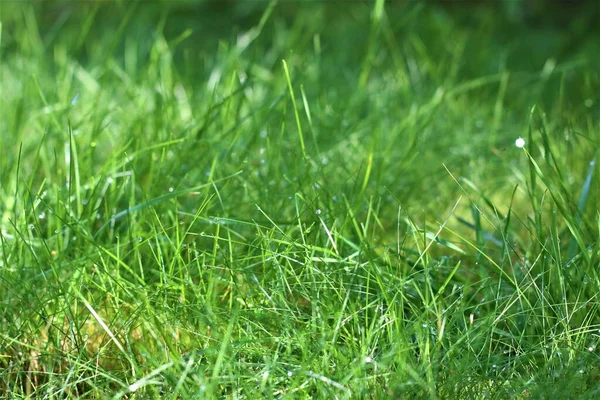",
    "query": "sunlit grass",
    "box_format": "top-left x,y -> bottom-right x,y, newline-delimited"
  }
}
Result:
1,1 -> 599,398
